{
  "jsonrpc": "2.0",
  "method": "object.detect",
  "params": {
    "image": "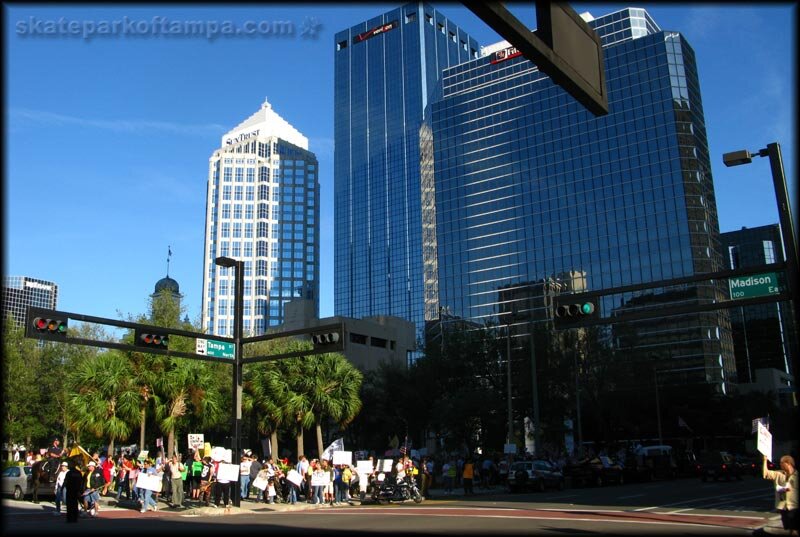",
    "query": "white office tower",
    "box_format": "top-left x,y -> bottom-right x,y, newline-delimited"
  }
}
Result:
201,99 -> 319,337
